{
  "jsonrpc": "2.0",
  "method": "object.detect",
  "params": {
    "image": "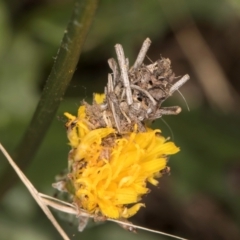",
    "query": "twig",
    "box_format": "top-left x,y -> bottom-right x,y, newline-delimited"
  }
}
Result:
109,219 -> 188,240
0,143 -> 70,240
132,38 -> 152,70
108,58 -> 119,86
115,44 -> 133,105
1,142 -> 188,240
130,84 -> 157,105
107,74 -> 121,132
160,106 -> 182,115
169,74 -> 190,95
